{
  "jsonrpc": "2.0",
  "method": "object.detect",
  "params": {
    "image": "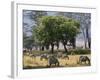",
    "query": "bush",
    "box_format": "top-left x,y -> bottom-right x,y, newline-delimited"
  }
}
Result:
68,49 -> 91,55
31,49 -> 90,55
